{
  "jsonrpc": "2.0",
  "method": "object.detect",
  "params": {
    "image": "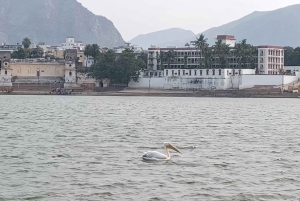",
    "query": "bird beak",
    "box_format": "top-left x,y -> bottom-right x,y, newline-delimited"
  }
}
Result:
167,145 -> 182,154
